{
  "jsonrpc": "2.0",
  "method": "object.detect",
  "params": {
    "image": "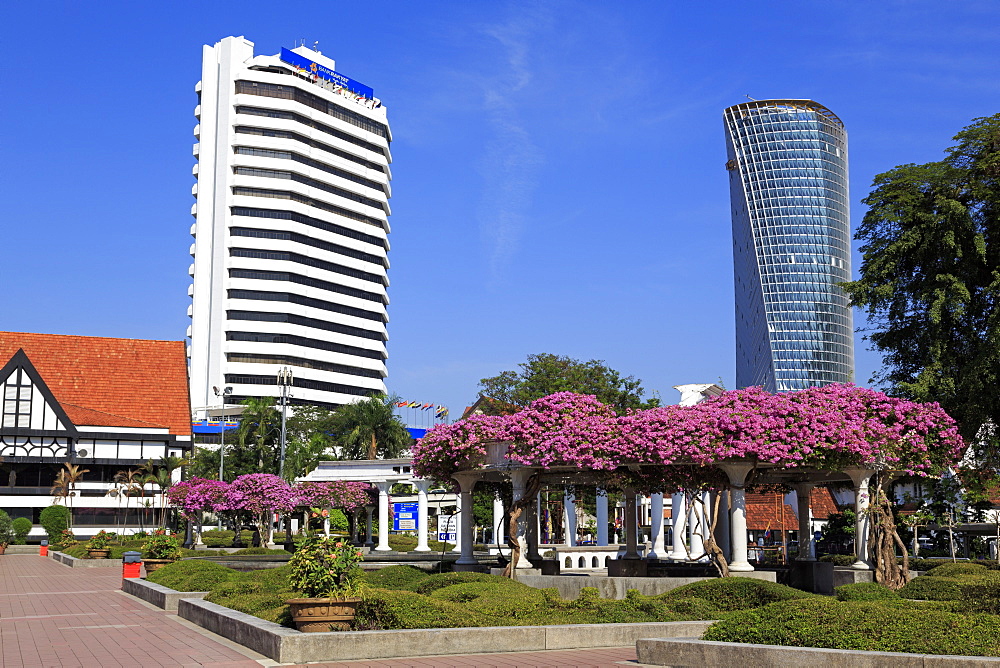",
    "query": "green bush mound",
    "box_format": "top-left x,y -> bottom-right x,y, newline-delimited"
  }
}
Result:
231,547 -> 290,556
926,562 -> 988,577
147,559 -> 237,591
898,575 -> 965,601
835,582 -> 899,602
203,565 -> 297,626
819,554 -> 856,567
704,598 -> 1000,656
362,565 -> 430,589
957,575 -> 1000,614
405,571 -> 498,595
659,577 -> 815,611
356,588 -> 486,629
